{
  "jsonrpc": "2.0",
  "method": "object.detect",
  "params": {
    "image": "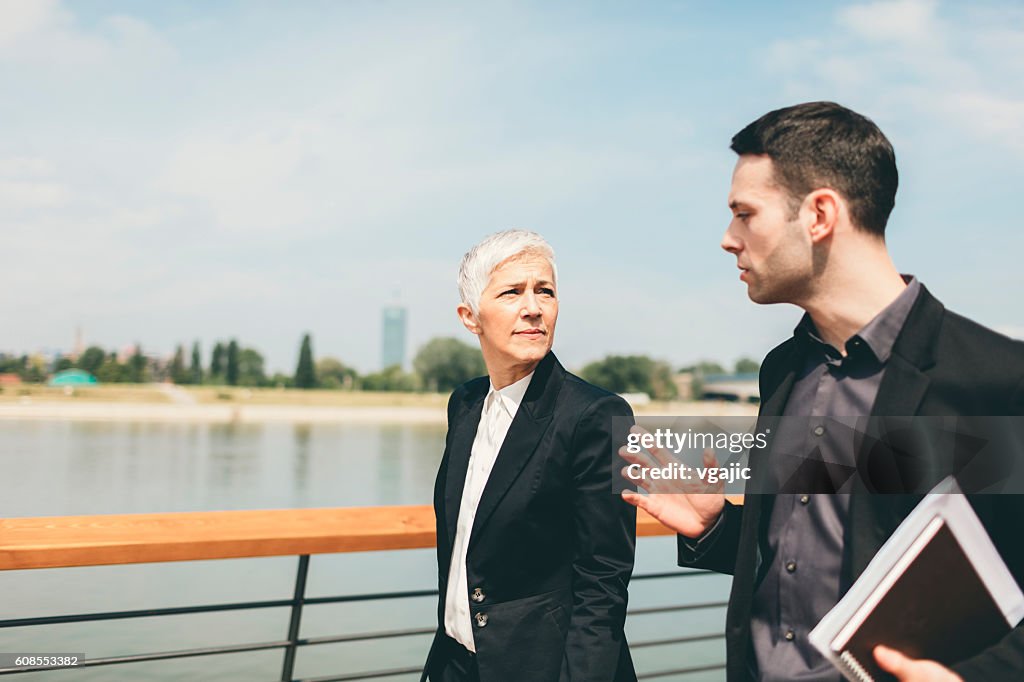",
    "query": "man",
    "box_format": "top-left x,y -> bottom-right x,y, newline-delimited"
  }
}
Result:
622,102 -> 1024,681
423,230 -> 637,681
